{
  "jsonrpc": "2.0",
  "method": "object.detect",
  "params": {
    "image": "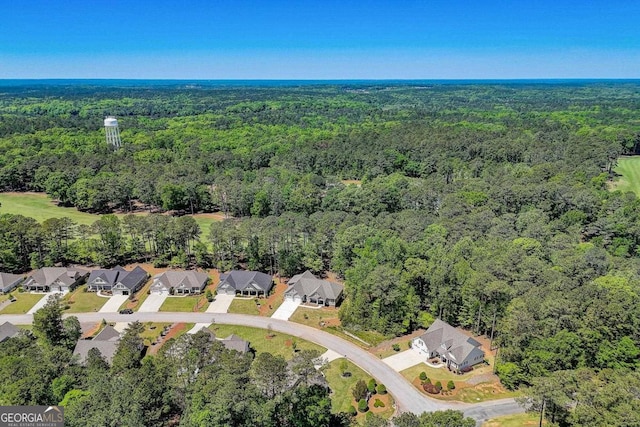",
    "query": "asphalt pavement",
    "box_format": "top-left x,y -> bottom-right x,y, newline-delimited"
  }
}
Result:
0,311 -> 523,422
